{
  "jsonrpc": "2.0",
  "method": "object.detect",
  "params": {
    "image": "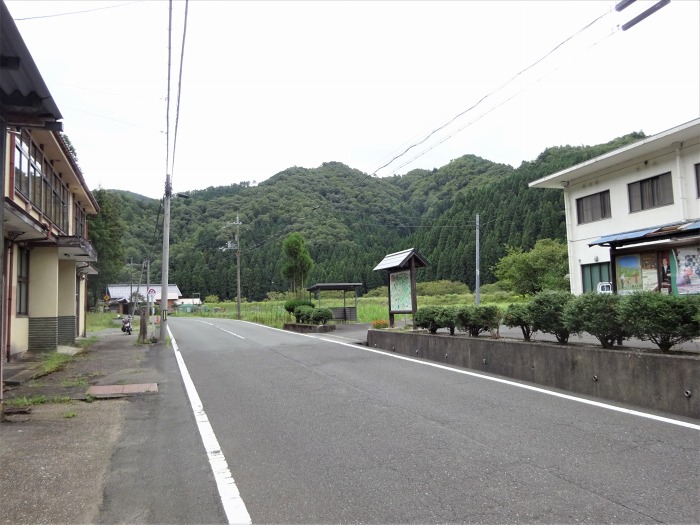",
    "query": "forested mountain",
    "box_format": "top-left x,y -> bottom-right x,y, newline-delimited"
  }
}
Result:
90,132 -> 645,302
